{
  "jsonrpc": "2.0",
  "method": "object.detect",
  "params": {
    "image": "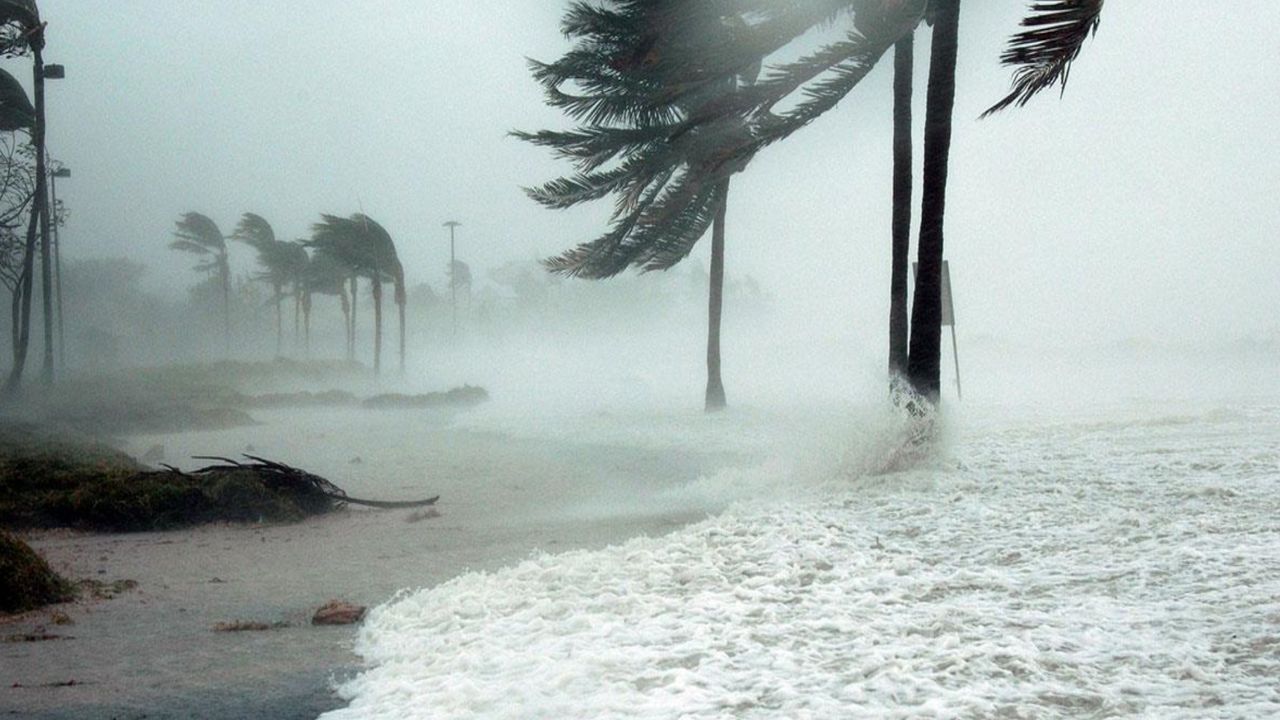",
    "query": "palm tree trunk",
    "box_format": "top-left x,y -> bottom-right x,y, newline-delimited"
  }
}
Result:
302,291 -> 312,357
340,287 -> 350,361
4,199 -> 41,396
220,255 -> 231,357
273,282 -> 283,356
348,275 -> 358,362
371,276 -> 383,376
396,281 -> 405,375
906,0 -> 961,404
705,180 -> 730,412
293,289 -> 301,351
888,33 -> 914,381
35,46 -> 52,386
